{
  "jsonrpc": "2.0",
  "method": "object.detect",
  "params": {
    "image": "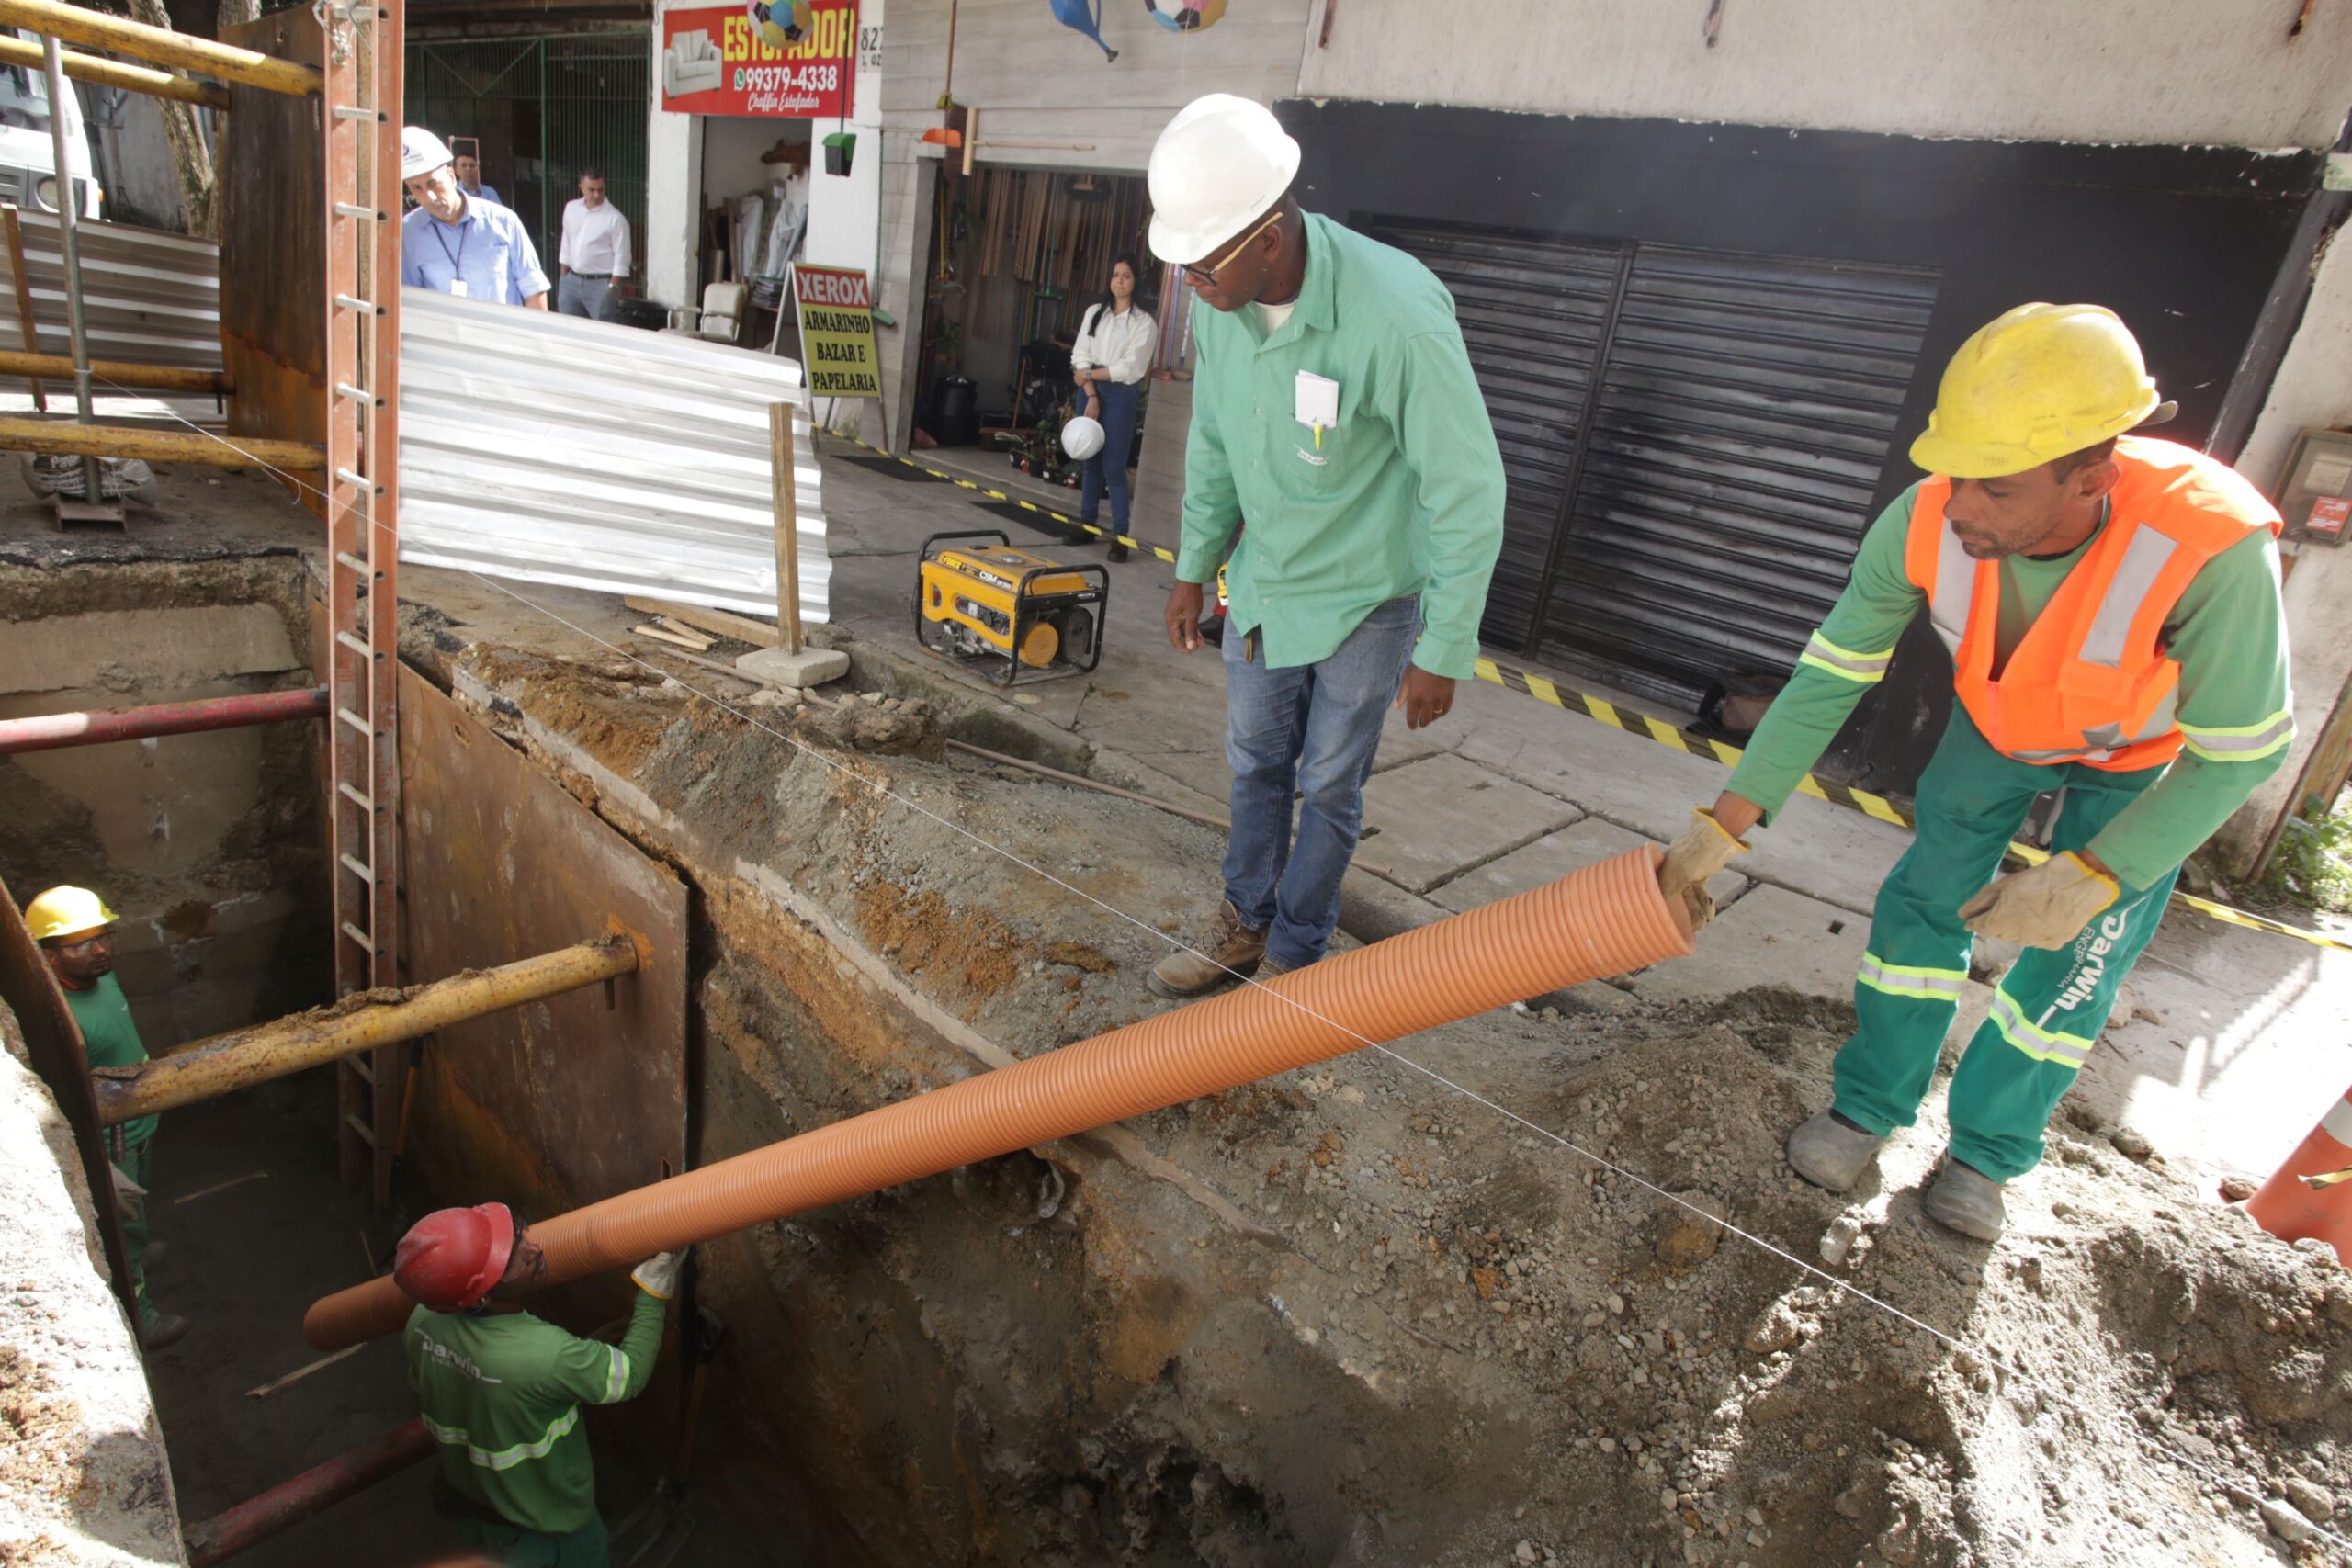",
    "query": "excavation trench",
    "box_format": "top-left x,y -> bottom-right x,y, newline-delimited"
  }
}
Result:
6,546 -> 2352,1568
